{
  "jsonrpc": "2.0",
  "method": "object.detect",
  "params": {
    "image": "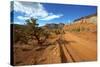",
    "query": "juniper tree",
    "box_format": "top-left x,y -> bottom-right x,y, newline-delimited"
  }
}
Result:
25,18 -> 50,45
